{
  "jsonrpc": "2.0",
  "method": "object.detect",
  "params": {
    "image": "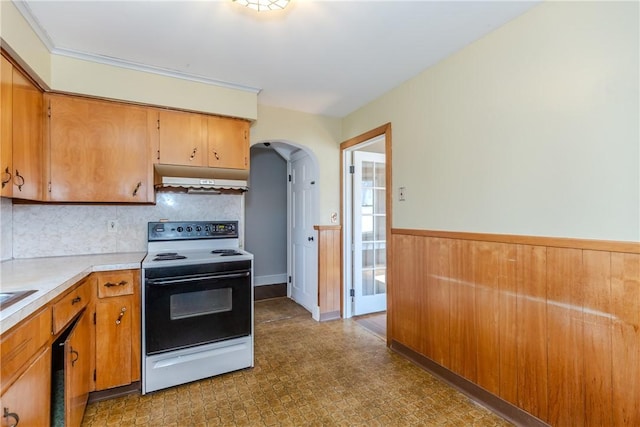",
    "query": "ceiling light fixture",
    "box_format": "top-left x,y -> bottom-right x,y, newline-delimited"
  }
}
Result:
232,0 -> 290,12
